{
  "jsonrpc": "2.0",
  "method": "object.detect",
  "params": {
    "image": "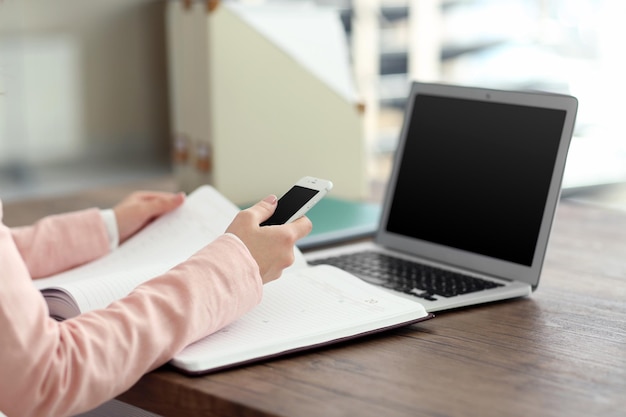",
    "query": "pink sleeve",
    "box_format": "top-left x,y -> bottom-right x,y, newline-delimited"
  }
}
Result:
0,202 -> 263,417
10,208 -> 111,278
